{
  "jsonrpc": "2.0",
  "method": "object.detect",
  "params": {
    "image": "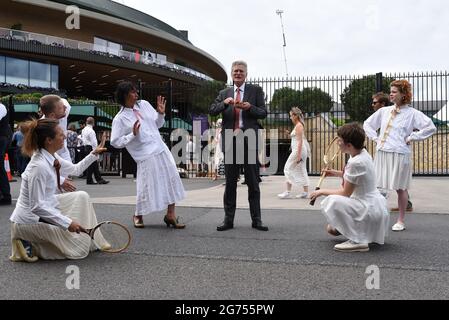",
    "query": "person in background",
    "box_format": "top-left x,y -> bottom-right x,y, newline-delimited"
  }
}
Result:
66,124 -> 79,164
12,124 -> 30,175
0,102 -> 12,205
40,95 -> 76,193
278,107 -> 311,199
82,117 -> 109,185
